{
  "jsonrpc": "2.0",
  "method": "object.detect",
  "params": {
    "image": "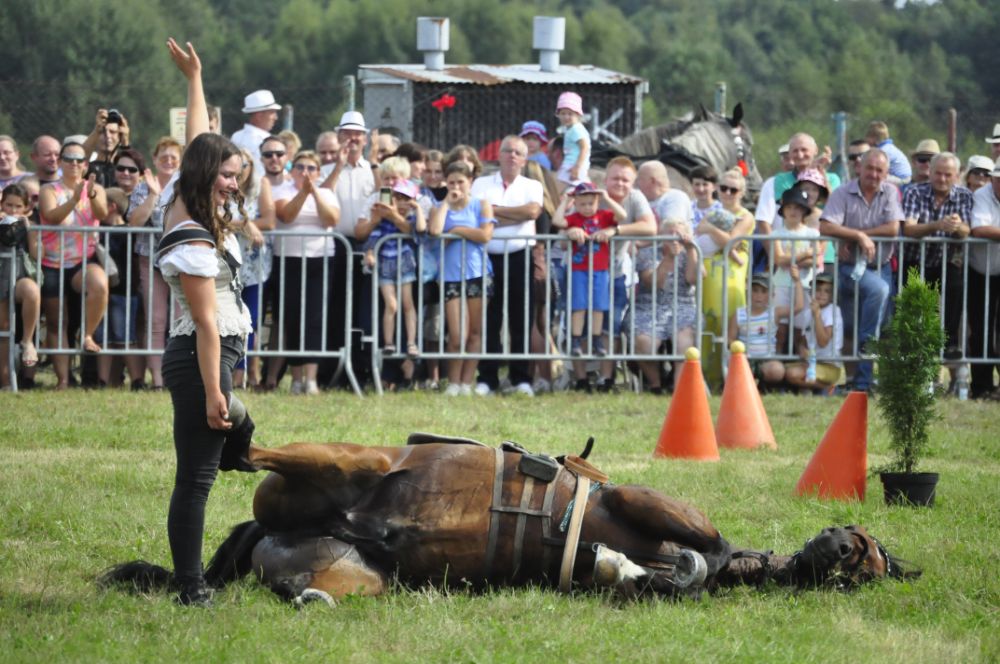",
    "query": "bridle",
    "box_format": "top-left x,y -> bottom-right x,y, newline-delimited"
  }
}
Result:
790,527 -> 894,590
